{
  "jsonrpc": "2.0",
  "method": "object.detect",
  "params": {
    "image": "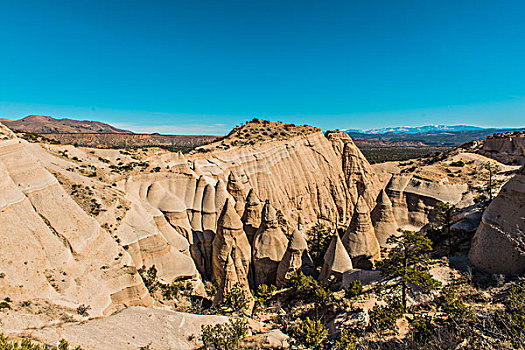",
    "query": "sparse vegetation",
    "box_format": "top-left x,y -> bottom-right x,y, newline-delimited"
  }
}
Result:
201,317 -> 248,350
292,317 -> 327,349
0,336 -> 82,350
